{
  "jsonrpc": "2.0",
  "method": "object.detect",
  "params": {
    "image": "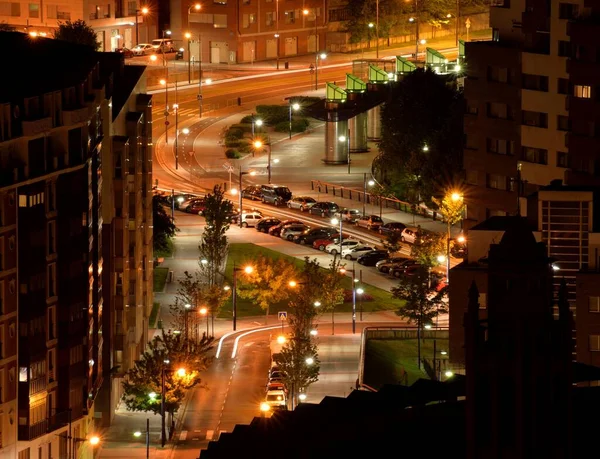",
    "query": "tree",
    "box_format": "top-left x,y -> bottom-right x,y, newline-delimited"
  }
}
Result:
391,267 -> 447,326
376,68 -> 464,206
53,20 -> 101,50
410,228 -> 447,268
274,336 -> 320,408
122,330 -> 214,420
237,255 -> 298,322
382,230 -> 402,255
153,195 -> 178,254
199,185 -> 233,286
